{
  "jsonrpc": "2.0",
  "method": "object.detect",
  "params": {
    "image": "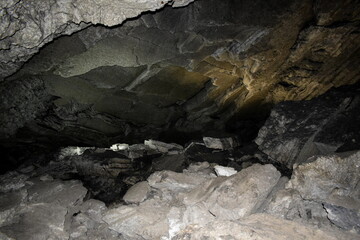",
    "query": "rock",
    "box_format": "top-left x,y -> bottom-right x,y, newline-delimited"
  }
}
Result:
0,203 -> 69,240
78,199 -> 107,222
203,136 -> 238,150
123,181 -> 151,204
258,176 -> 289,212
324,203 -> 360,234
0,0 -> 195,79
148,170 -> 213,195
103,199 -> 170,240
255,88 -> 360,169
57,146 -> 94,160
152,153 -> 186,172
127,143 -> 161,159
69,199 -> 121,240
287,151 -> 360,209
0,76 -> 52,138
26,179 -> 87,206
0,172 -> 93,240
172,213 -> 359,240
39,174 -> 54,181
263,188 -> 332,228
73,154 -> 133,178
110,143 -> 129,151
183,164 -> 281,220
263,151 -> 360,231
213,165 -> 237,177
241,161 -> 255,169
2,0 -> 359,153
0,171 -> 29,193
0,190 -> 27,227
144,139 -> 183,153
